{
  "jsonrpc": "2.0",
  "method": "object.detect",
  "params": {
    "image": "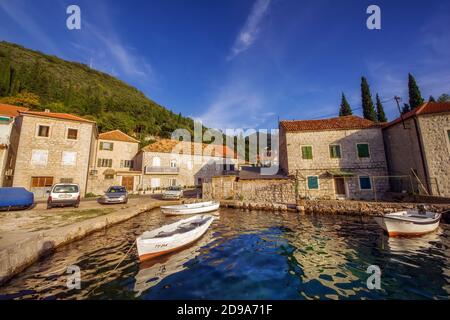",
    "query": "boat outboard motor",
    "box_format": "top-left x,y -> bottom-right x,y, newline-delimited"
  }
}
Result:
417,204 -> 427,214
